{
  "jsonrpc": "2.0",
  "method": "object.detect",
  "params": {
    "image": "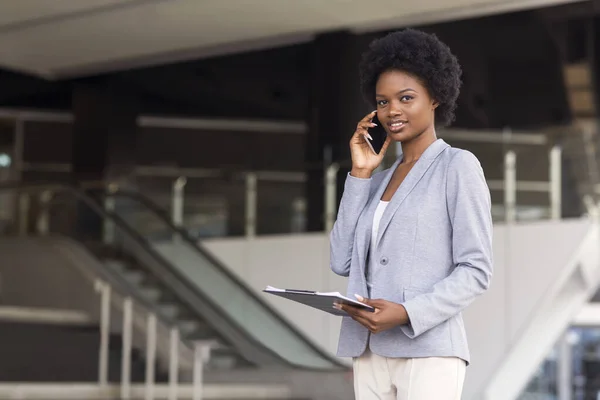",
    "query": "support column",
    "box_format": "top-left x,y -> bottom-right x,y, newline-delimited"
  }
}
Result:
306,31 -> 370,232
71,78 -> 139,239
72,78 -> 139,183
